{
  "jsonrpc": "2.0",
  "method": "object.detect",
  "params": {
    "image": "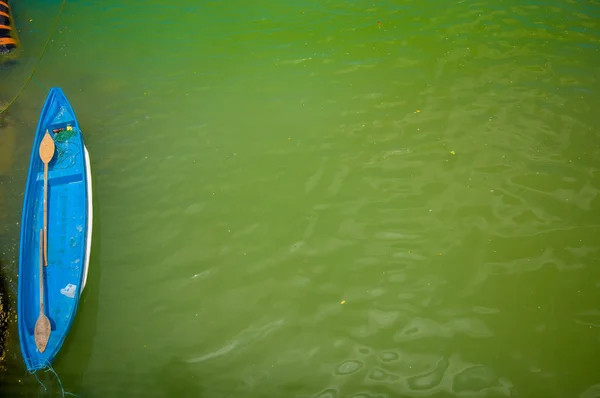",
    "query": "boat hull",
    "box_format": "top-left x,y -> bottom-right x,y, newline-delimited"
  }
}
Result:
17,87 -> 92,372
